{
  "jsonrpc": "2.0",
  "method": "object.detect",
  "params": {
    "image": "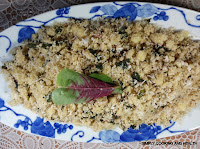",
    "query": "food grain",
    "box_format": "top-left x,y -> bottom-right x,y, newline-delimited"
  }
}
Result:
2,18 -> 200,131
